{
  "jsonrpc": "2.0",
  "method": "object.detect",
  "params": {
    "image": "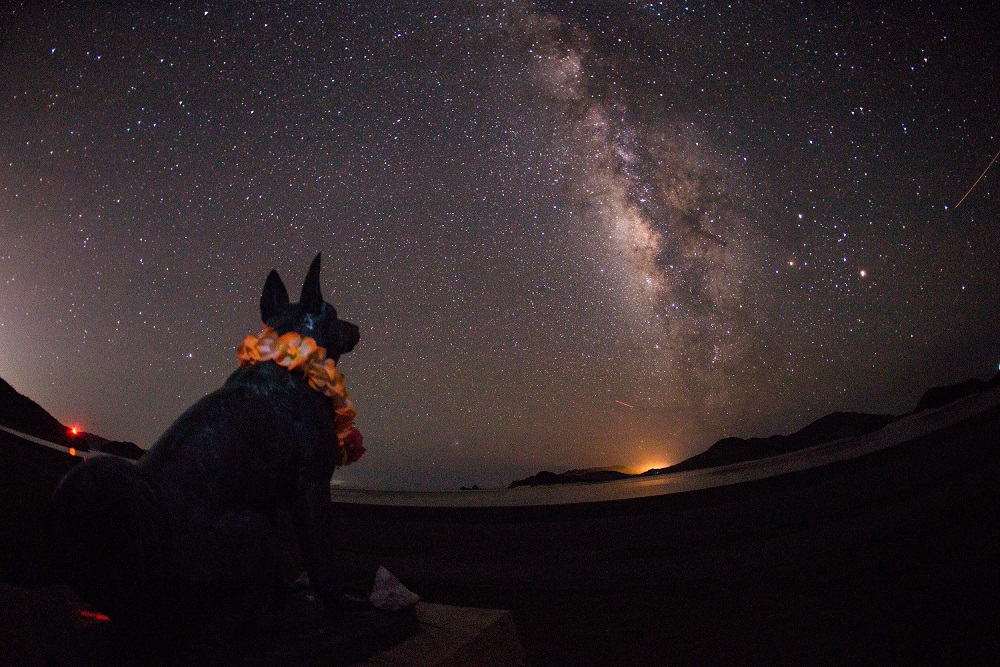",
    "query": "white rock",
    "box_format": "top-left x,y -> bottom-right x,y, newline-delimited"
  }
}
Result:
369,566 -> 421,611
